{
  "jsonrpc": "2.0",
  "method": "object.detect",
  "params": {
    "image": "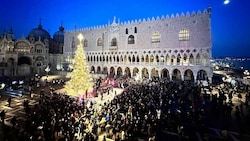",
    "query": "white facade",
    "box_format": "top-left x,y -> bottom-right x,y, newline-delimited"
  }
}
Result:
64,7 -> 213,82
